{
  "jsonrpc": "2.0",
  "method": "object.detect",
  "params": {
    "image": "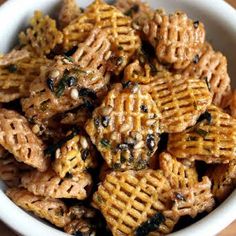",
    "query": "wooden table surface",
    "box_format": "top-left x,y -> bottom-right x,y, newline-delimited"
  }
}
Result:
0,0 -> 235,235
